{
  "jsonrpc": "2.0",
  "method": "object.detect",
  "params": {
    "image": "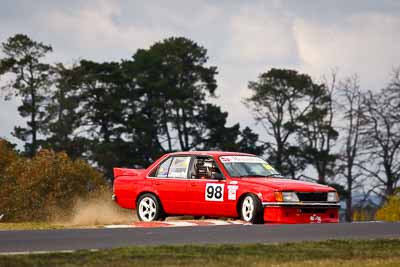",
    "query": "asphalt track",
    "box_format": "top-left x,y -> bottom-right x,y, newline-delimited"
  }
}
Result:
1,222 -> 399,254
